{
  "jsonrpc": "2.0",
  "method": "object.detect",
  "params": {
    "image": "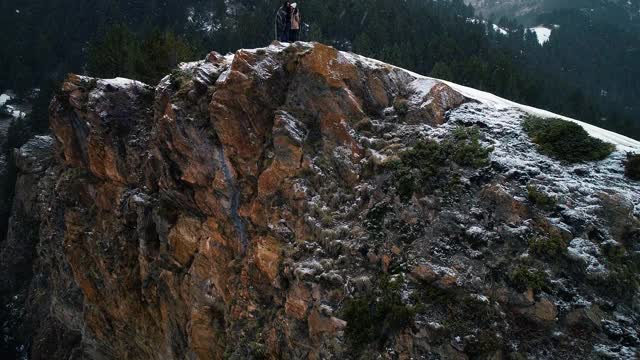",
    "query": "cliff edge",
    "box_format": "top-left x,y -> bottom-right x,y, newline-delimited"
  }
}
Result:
1,42 -> 639,359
